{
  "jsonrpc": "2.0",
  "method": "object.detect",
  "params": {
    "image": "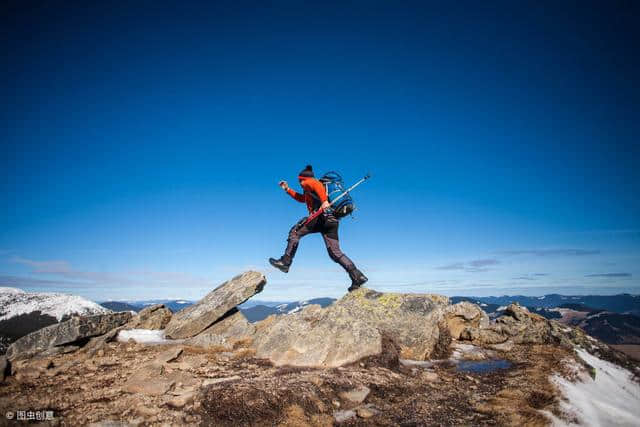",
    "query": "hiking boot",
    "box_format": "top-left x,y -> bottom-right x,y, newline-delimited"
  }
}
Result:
347,268 -> 368,292
269,257 -> 290,273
